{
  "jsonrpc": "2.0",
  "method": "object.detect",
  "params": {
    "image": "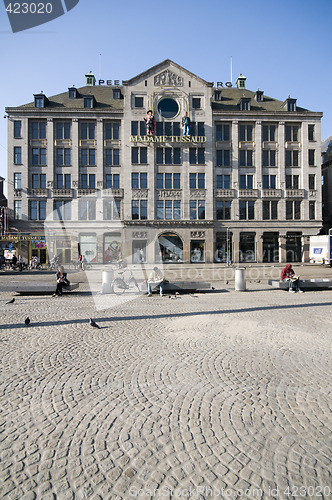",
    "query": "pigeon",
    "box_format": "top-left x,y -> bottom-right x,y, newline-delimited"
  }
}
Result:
211,286 -> 215,290
89,318 -> 101,329
24,317 -> 30,326
6,298 -> 15,304
225,280 -> 229,285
